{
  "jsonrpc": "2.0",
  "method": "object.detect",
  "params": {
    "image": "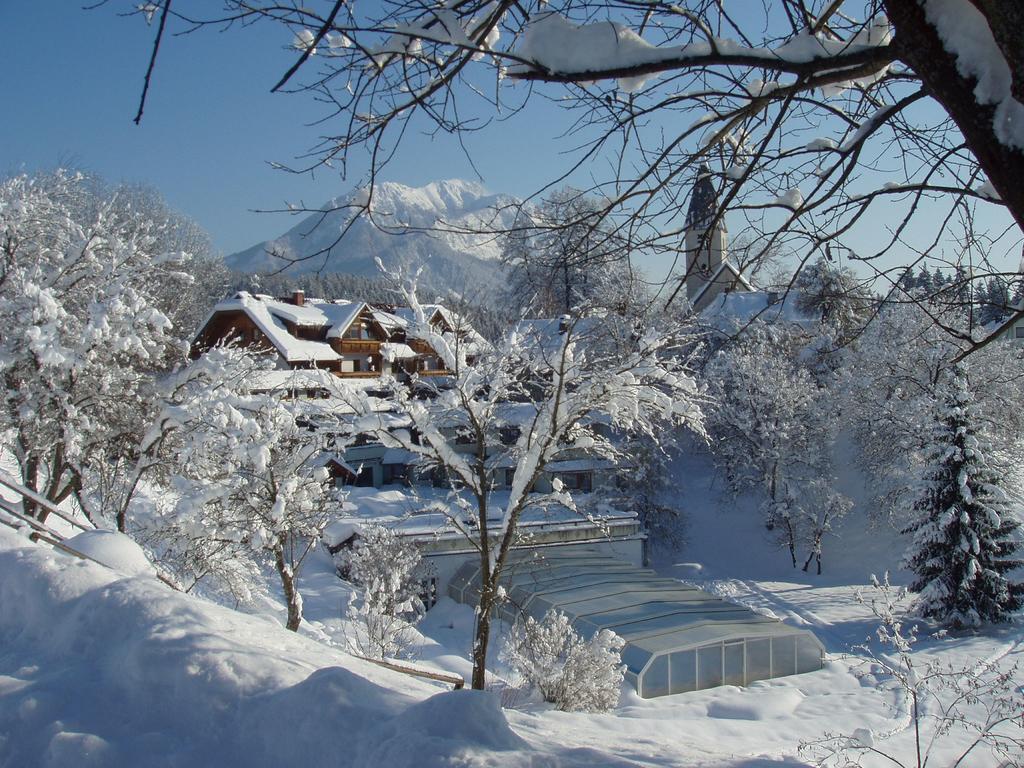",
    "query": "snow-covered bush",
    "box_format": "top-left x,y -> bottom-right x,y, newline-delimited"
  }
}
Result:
341,525 -> 427,659
901,365 -> 1023,628
502,610 -> 624,712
